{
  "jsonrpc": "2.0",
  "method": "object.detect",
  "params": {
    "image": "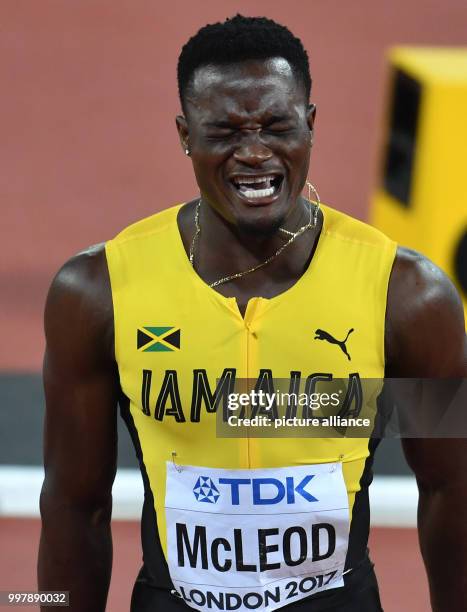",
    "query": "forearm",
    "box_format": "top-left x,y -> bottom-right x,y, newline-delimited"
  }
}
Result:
418,486 -> 467,611
38,496 -> 113,612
